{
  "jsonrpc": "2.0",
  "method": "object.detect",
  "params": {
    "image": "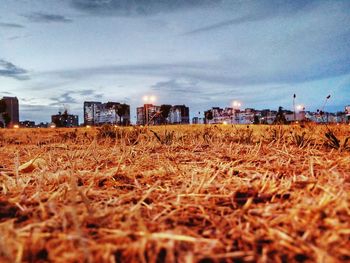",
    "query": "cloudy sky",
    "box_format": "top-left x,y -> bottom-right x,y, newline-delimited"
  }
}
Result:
1,0 -> 350,123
